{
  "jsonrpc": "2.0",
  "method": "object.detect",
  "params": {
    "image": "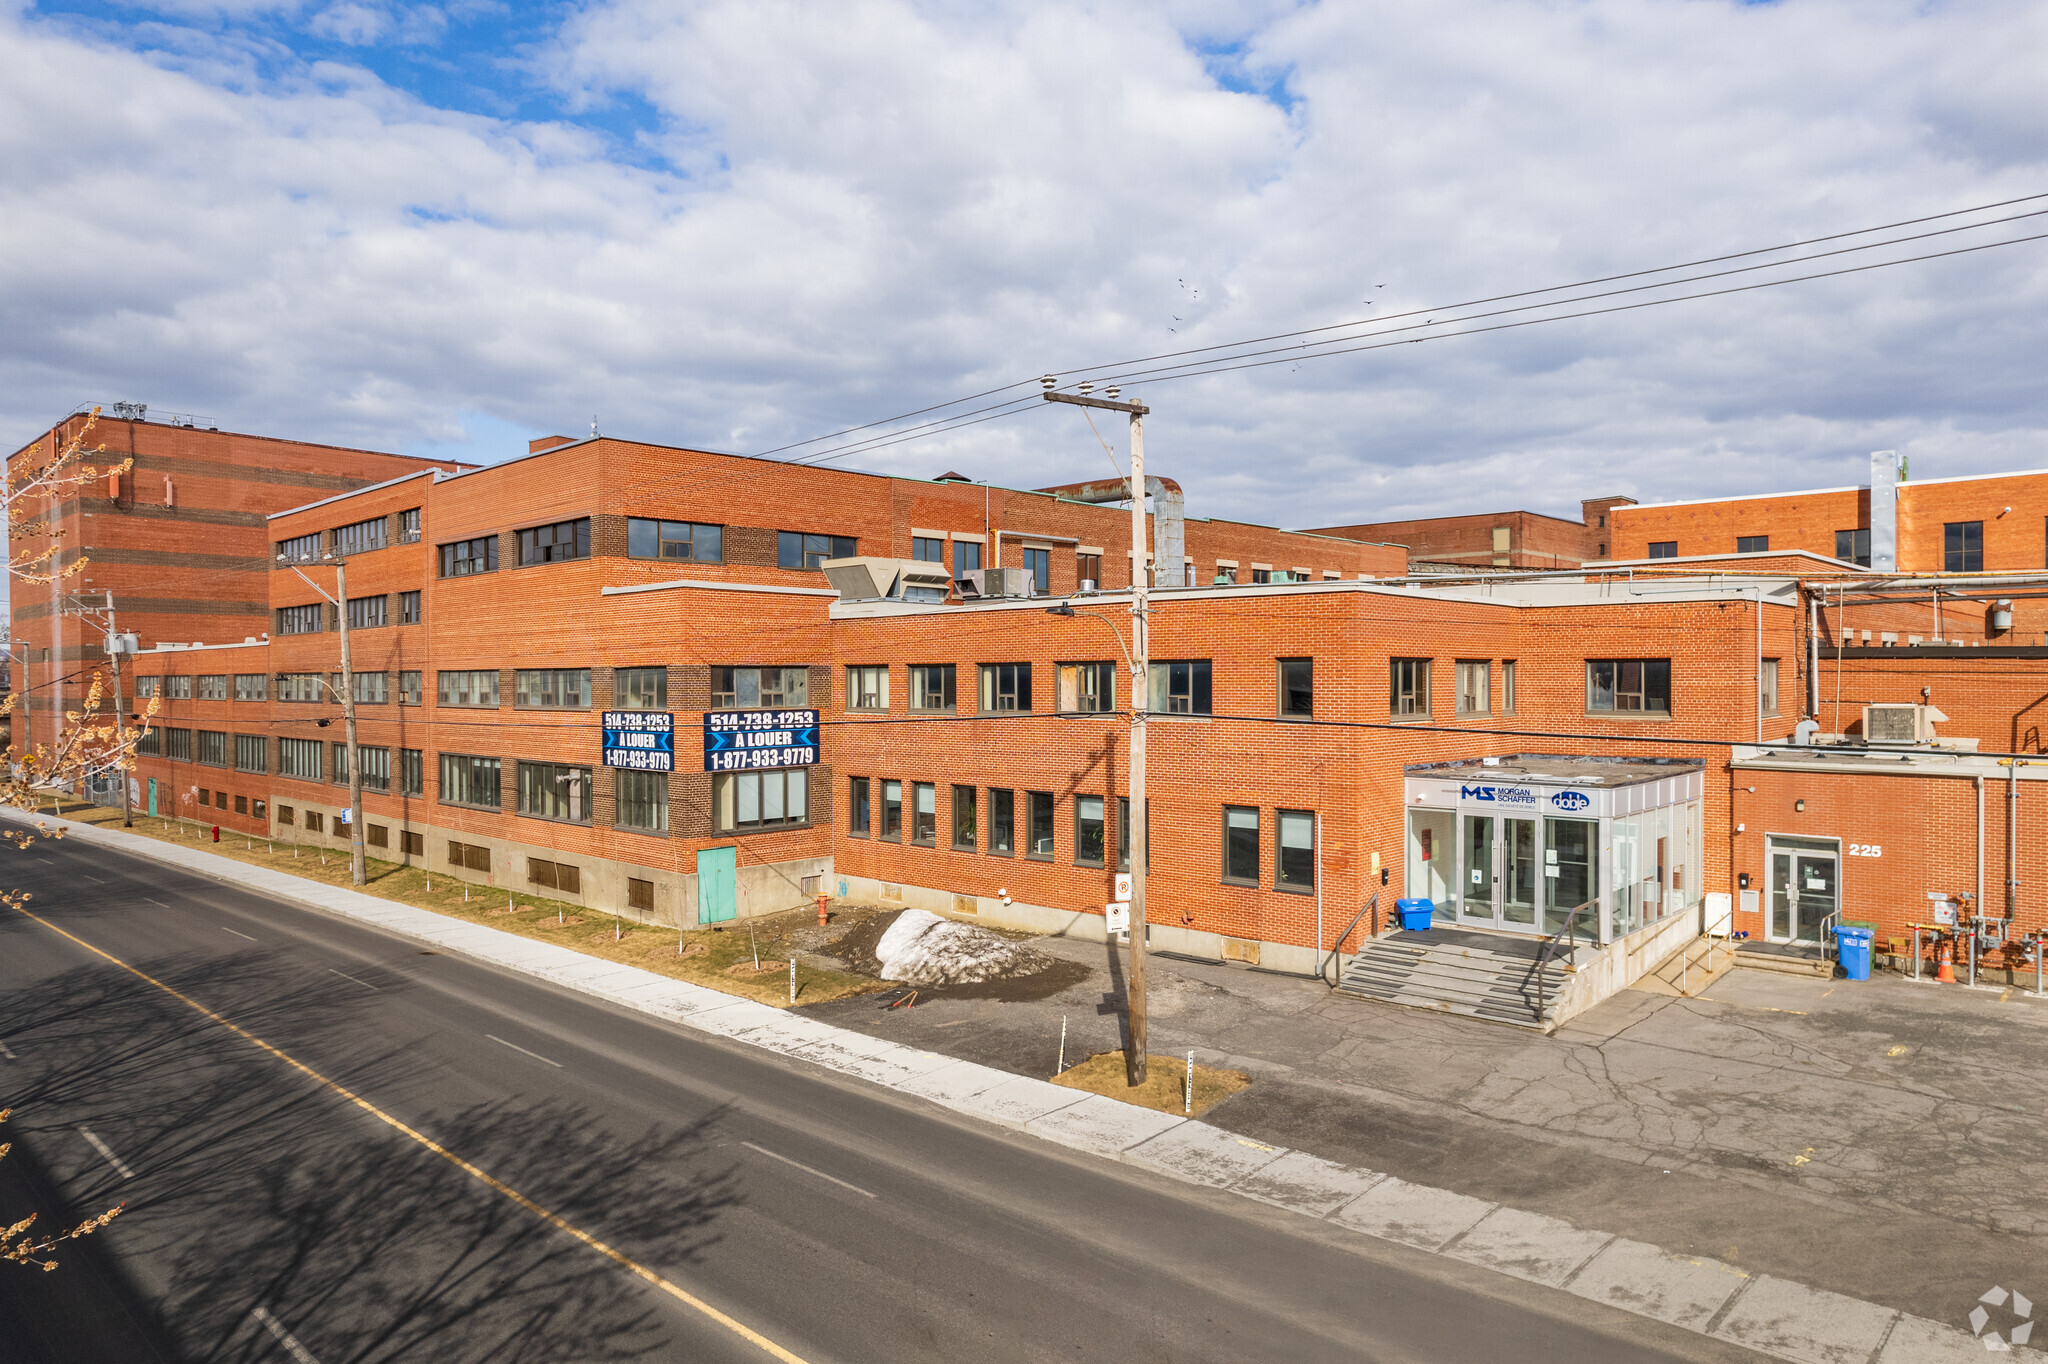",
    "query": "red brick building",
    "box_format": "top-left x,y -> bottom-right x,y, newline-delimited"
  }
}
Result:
1306,496 -> 1636,571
